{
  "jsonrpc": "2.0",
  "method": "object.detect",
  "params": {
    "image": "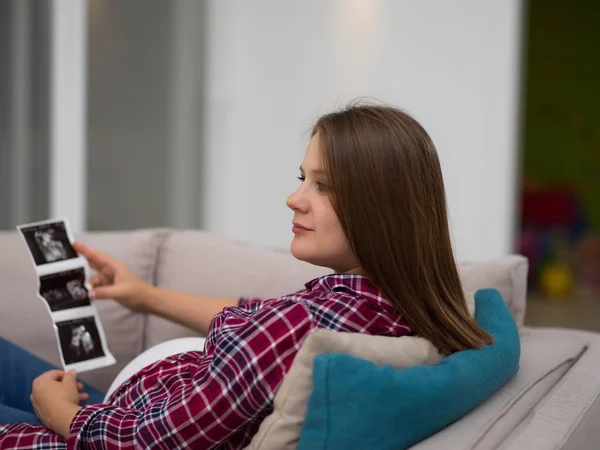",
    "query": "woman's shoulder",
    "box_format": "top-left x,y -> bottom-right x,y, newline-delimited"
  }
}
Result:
225,292 -> 314,322
236,273 -> 364,311
229,273 -> 386,324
